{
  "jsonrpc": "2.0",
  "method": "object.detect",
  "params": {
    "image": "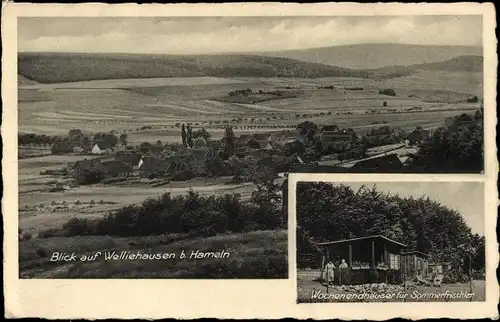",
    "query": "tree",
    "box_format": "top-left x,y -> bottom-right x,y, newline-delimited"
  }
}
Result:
139,142 -> 152,153
222,126 -> 236,159
119,134 -> 128,146
250,173 -> 283,229
82,136 -> 91,151
51,140 -> 73,154
193,128 -> 211,141
181,124 -> 187,148
467,96 -> 479,103
93,133 -> 118,149
186,125 -> 194,148
297,121 -> 318,144
193,137 -> 207,148
408,114 -> 483,173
